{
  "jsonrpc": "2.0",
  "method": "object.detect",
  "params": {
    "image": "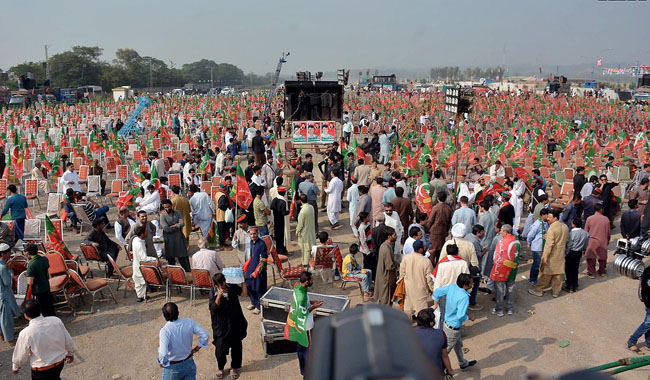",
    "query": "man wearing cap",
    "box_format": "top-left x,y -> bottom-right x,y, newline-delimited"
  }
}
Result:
298,172 -> 320,234
498,192 -> 515,228
440,223 -> 482,311
399,240 -> 435,318
270,186 -> 290,256
244,227 -> 267,314
0,243 -> 19,345
232,215 -> 251,265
